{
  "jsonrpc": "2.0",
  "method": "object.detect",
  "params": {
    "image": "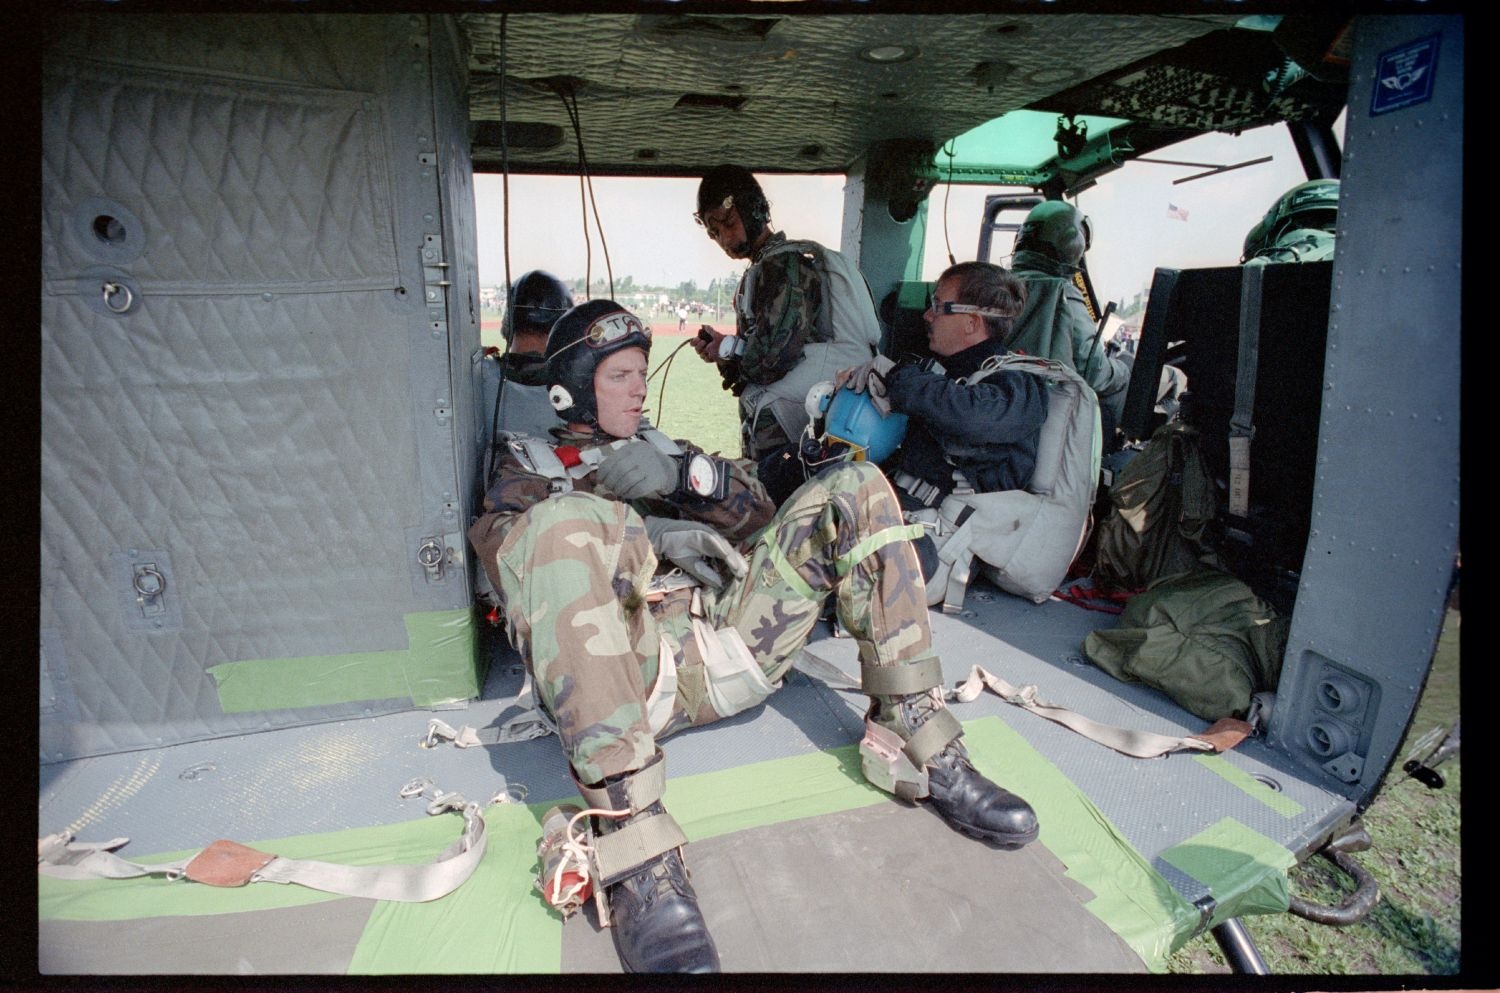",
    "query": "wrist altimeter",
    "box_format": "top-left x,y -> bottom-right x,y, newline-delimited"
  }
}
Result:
678,452 -> 732,501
